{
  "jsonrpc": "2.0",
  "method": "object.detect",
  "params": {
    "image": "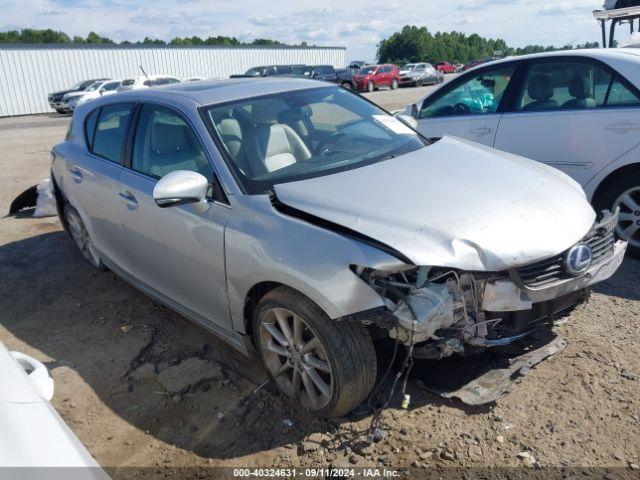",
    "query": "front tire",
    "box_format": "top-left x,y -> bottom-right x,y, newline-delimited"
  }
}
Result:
254,286 -> 376,417
63,205 -> 105,269
367,81 -> 375,93
341,81 -> 352,90
391,79 -> 399,90
594,172 -> 640,258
